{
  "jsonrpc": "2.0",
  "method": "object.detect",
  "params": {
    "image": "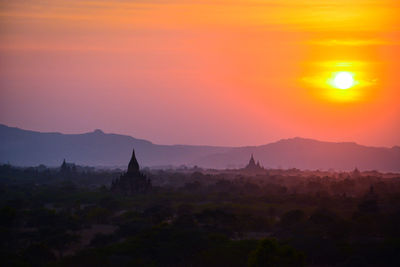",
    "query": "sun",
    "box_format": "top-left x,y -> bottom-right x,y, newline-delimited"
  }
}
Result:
333,72 -> 354,89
